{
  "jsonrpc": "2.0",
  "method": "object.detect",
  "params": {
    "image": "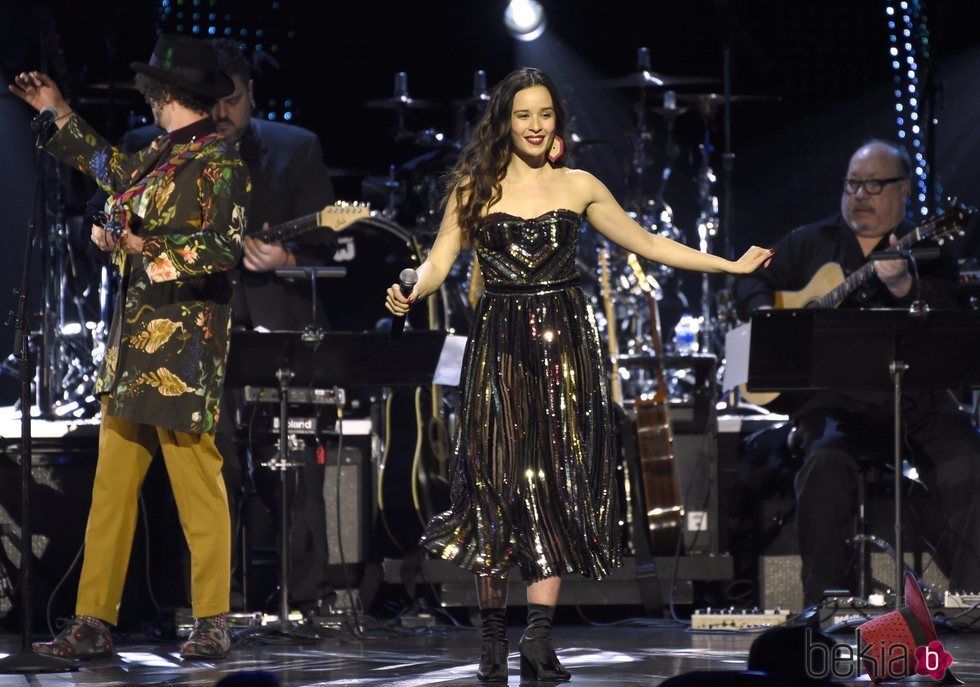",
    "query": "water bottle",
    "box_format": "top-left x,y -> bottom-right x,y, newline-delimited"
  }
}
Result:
673,314 -> 700,355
